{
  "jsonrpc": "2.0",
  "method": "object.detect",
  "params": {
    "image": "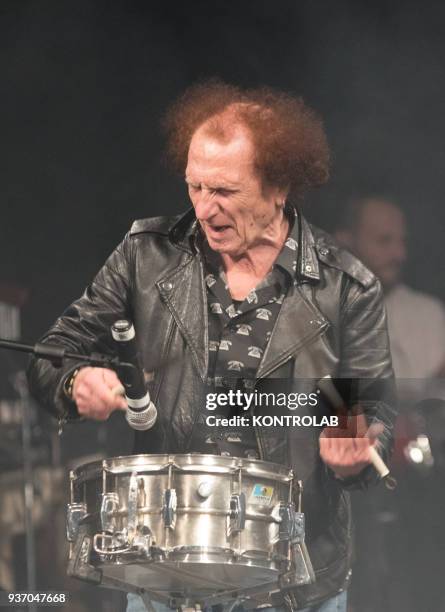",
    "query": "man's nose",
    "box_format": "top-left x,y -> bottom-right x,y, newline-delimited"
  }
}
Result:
193,189 -> 218,220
